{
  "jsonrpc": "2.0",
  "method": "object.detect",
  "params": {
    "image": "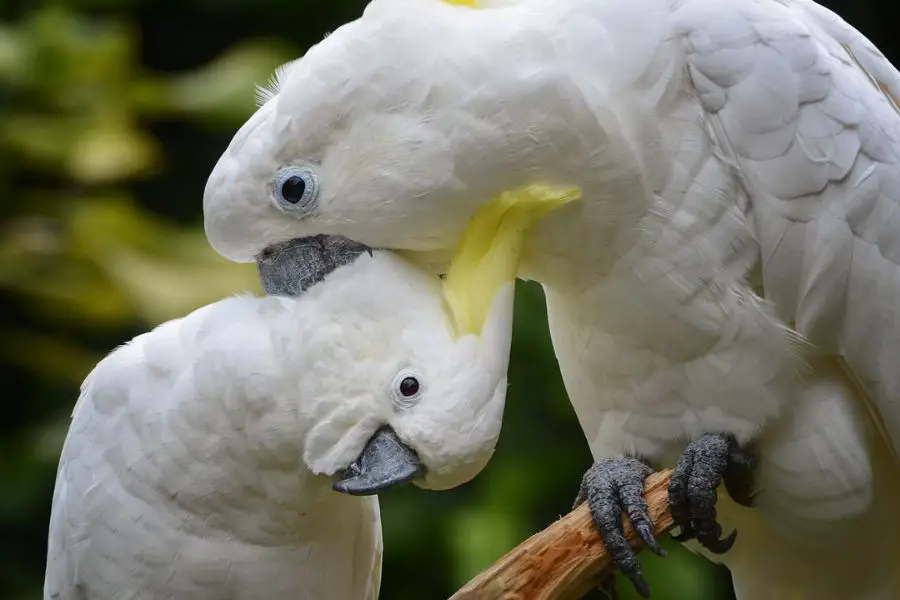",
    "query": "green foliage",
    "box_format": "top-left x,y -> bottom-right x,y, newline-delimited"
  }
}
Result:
0,1 -> 893,599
